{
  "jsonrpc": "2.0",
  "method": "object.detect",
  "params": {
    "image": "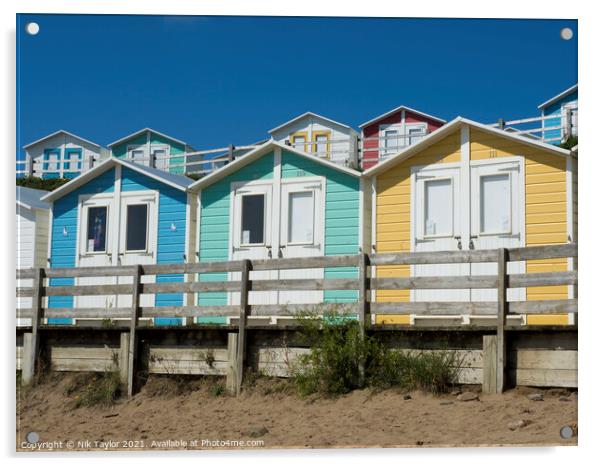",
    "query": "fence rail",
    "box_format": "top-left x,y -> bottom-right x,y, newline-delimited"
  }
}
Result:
16,242 -> 577,395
